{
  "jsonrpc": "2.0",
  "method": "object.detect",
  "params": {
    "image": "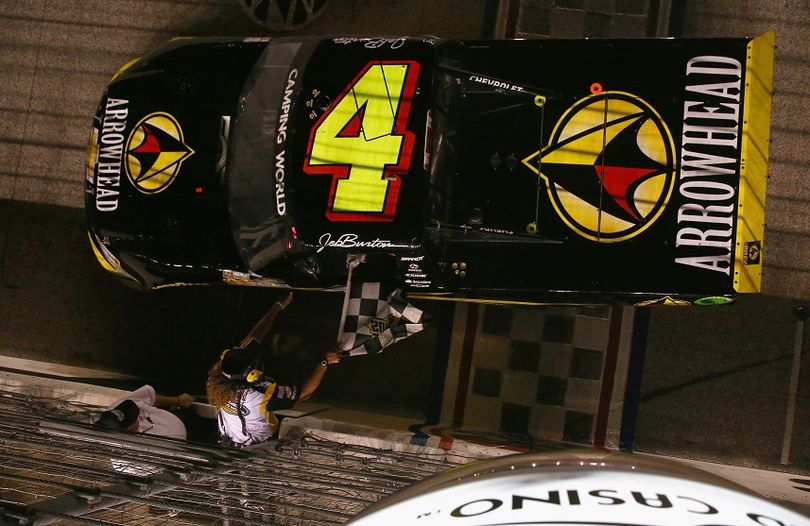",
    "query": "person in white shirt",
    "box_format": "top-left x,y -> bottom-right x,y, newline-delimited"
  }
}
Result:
206,293 -> 339,446
95,385 -> 194,440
